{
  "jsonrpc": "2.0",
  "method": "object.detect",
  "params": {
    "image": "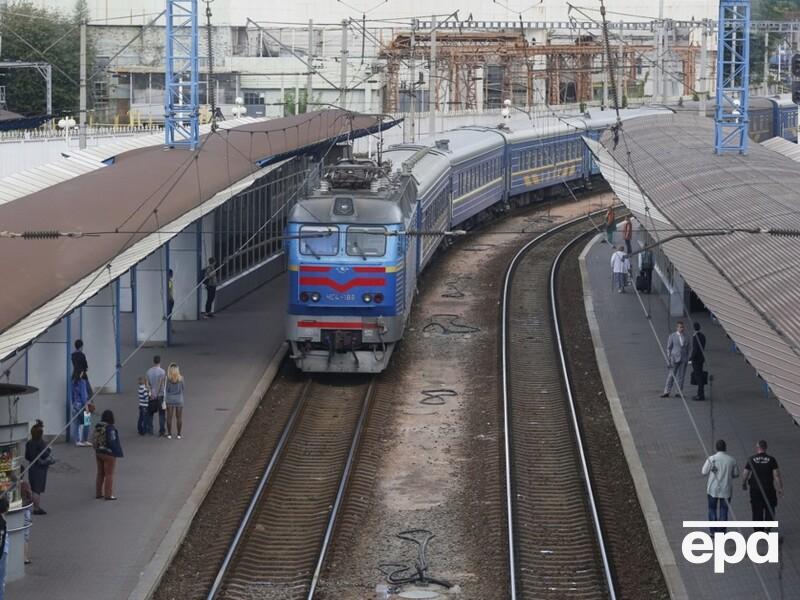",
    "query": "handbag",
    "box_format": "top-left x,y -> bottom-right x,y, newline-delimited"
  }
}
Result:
148,397 -> 160,414
690,370 -> 708,385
